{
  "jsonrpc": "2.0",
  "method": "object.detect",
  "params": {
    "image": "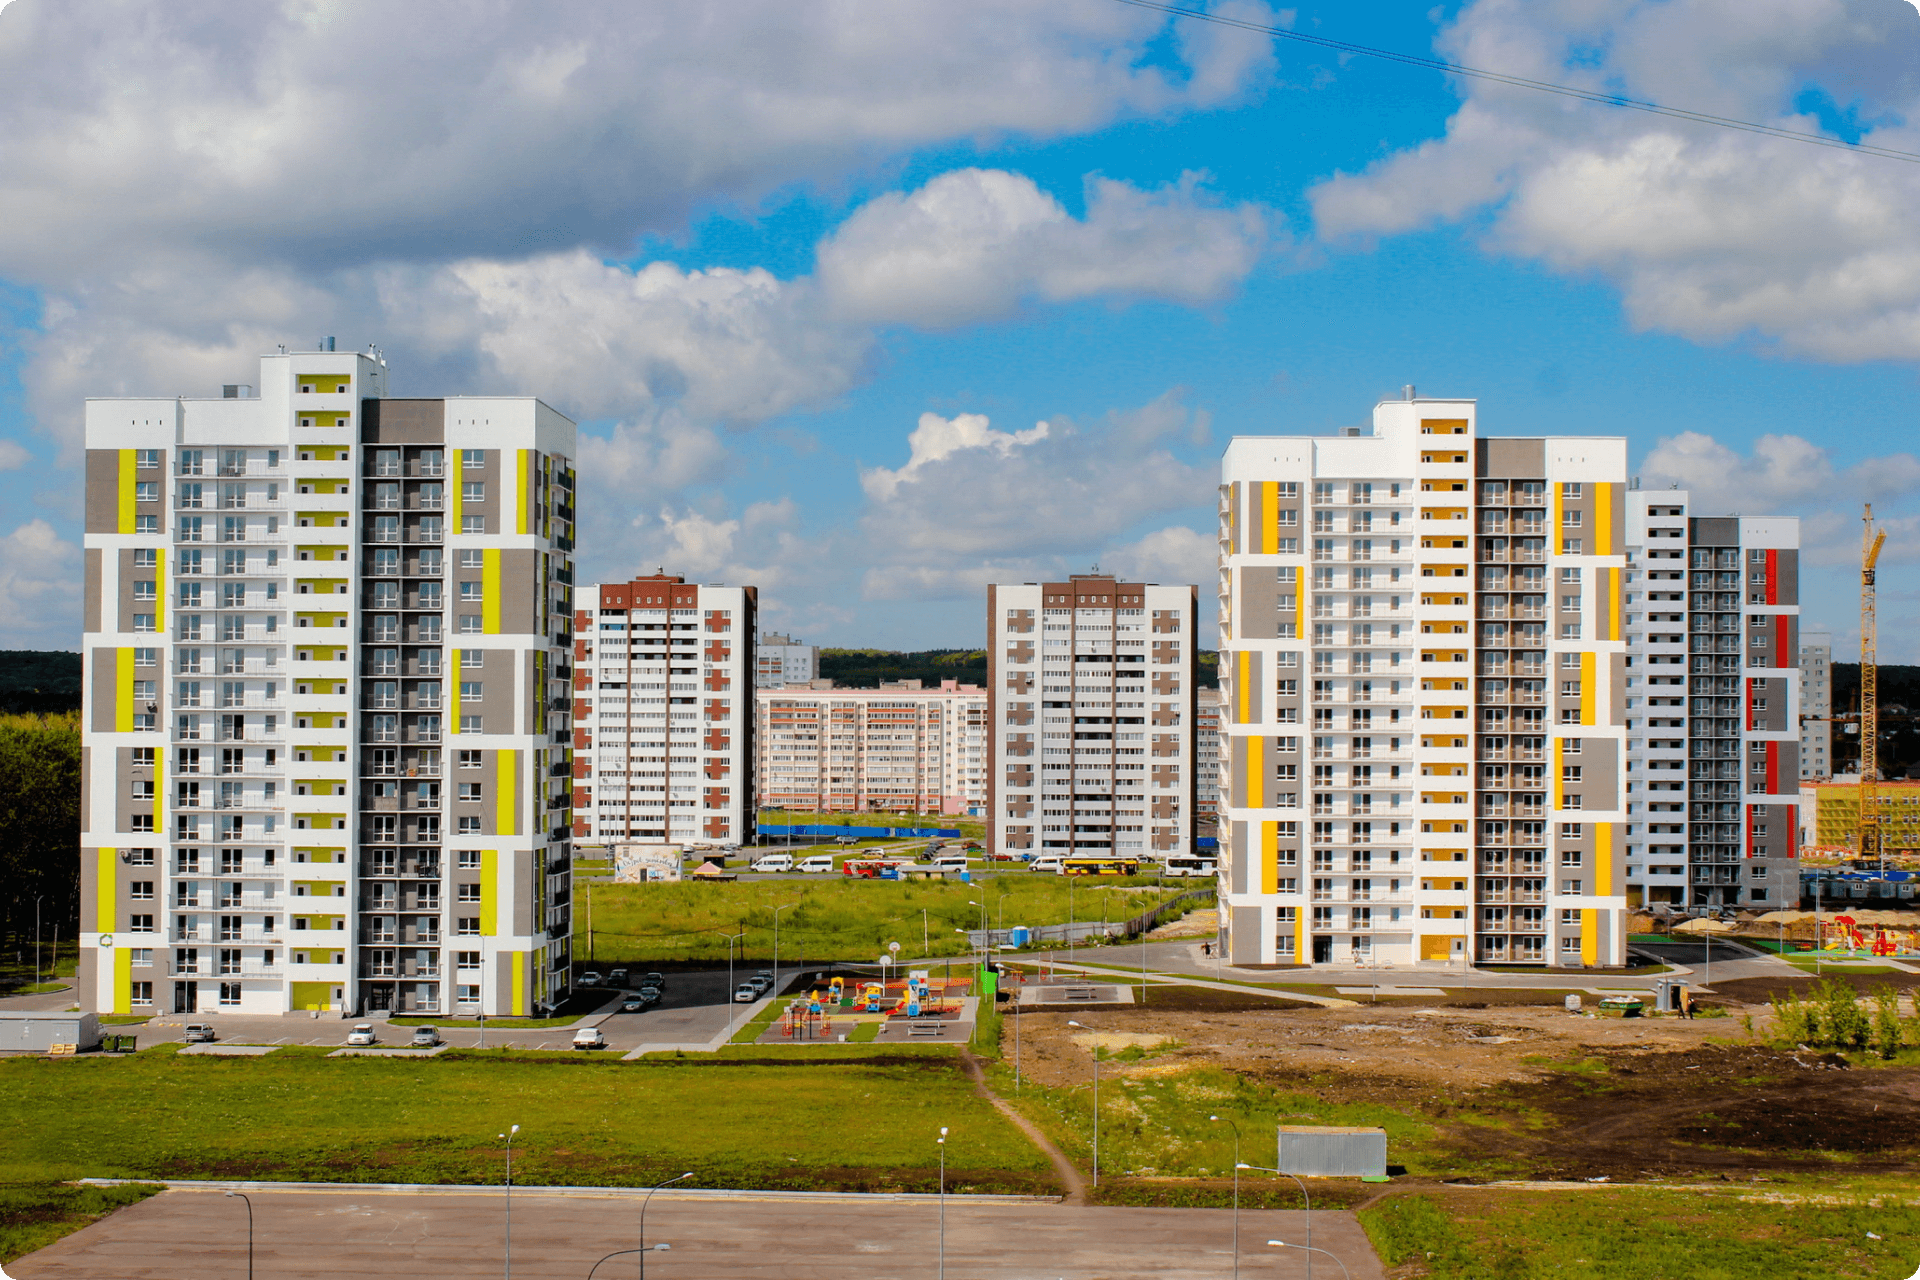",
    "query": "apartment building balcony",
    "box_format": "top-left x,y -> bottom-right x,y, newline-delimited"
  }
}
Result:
1476,887 -> 1546,904
169,962 -> 283,978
